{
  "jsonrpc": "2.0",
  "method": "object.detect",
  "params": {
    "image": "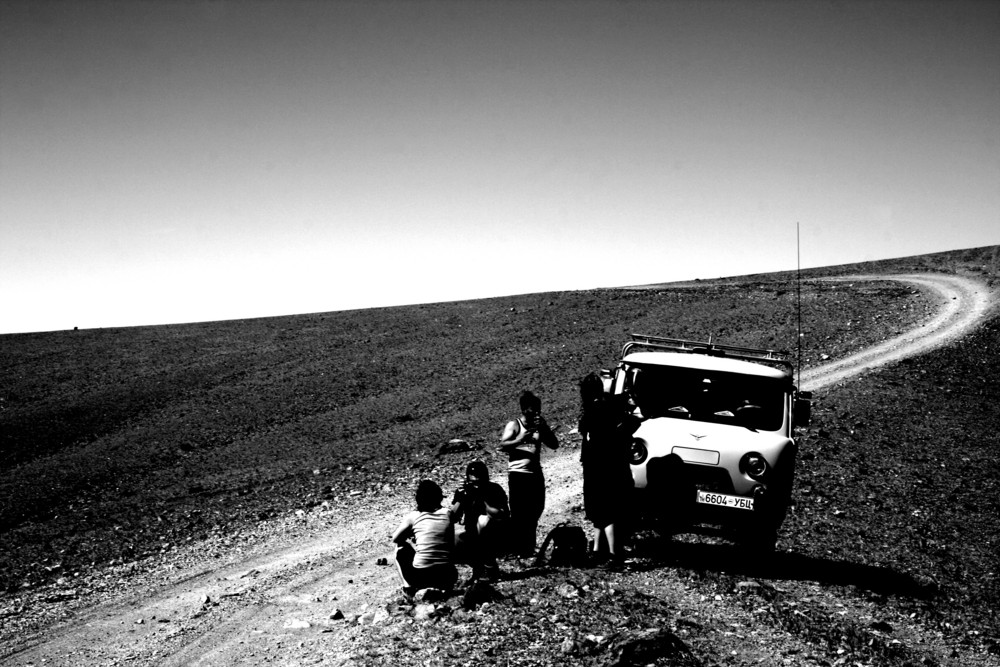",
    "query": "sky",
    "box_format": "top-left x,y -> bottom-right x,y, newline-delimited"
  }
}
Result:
1,0 -> 997,334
